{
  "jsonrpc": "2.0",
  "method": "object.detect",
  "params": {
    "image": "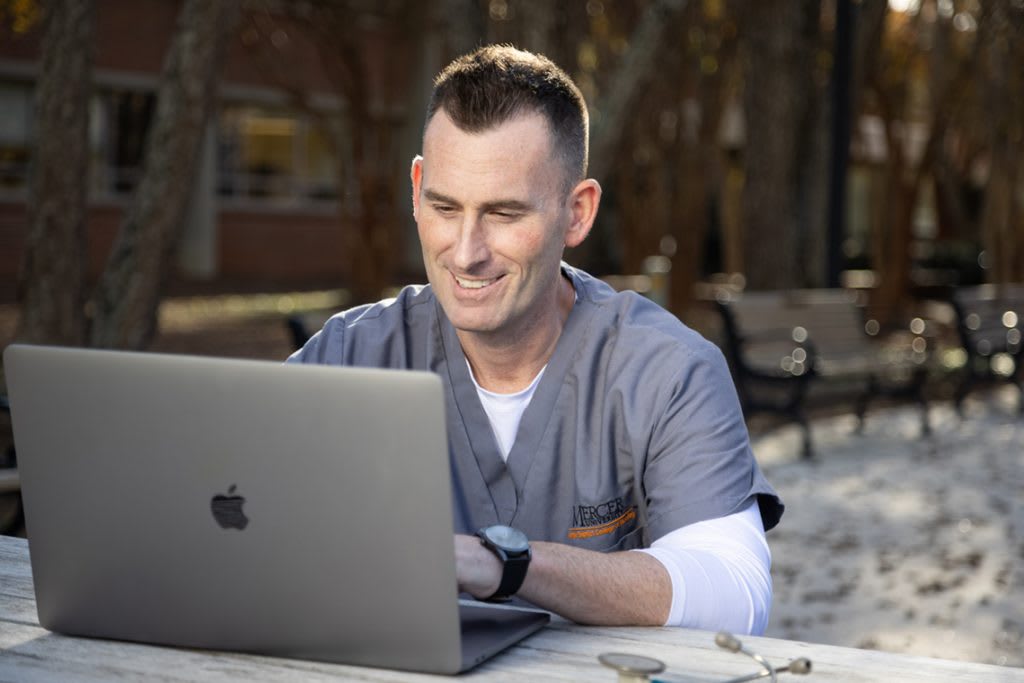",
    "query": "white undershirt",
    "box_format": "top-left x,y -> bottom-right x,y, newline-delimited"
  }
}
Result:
471,362 -> 547,459
467,365 -> 772,635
